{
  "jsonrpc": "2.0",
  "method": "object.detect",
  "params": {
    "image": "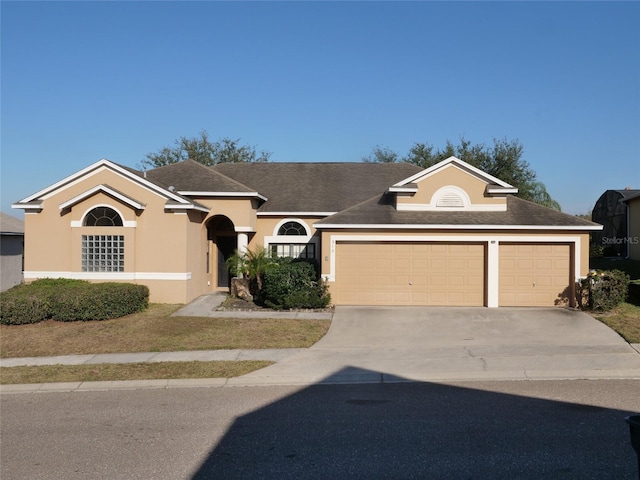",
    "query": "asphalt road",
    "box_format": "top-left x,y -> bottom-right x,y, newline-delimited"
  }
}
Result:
2,380 -> 639,479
